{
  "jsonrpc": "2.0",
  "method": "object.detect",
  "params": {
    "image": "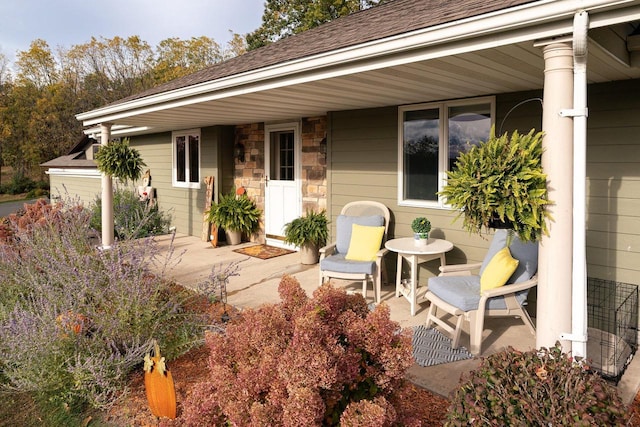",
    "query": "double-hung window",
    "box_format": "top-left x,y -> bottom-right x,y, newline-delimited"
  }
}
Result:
398,97 -> 494,208
172,129 -> 200,189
